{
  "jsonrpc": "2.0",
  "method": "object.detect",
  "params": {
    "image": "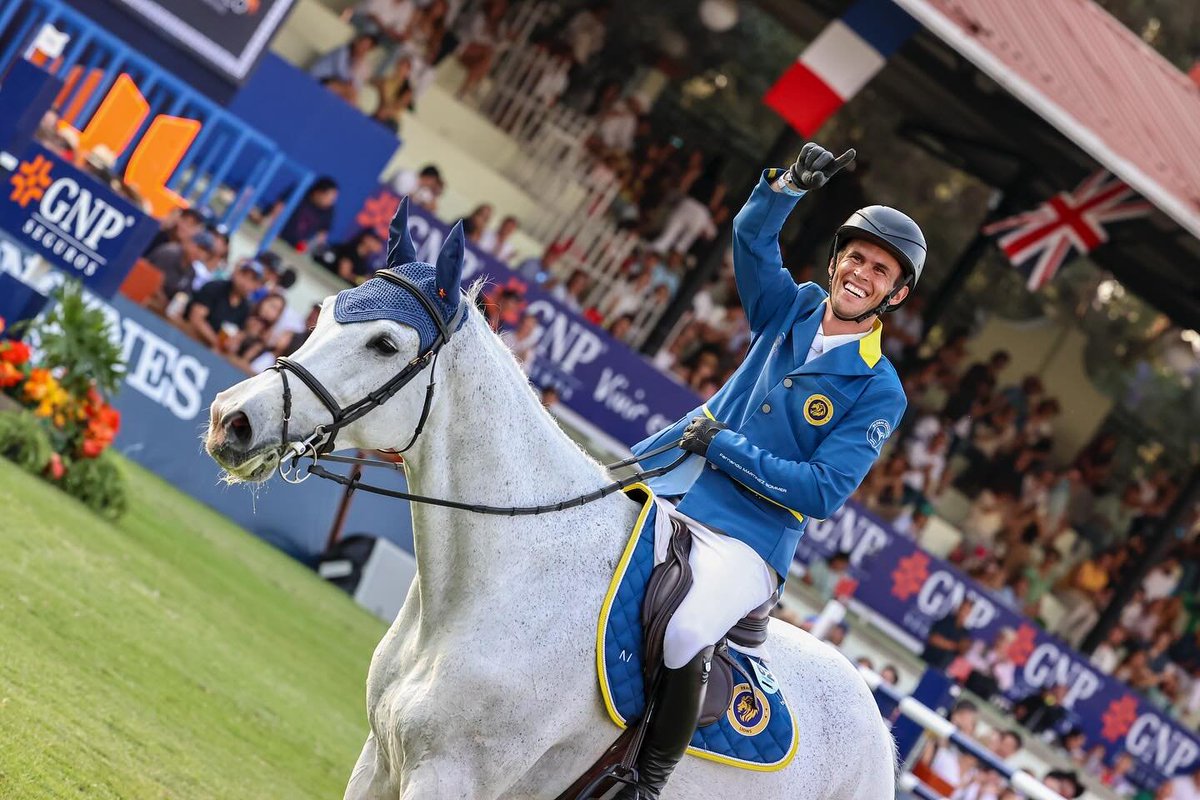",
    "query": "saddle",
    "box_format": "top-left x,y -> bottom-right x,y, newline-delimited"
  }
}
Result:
557,514 -> 778,799
642,519 -> 776,727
